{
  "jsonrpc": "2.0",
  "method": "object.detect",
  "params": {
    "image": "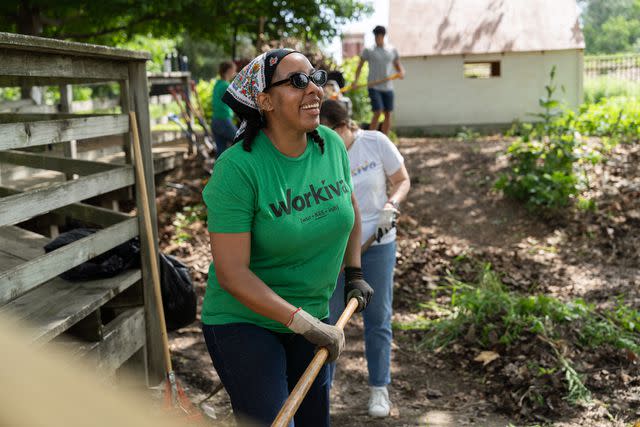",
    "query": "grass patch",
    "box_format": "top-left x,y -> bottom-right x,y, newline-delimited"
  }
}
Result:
584,77 -> 640,104
394,263 -> 640,407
